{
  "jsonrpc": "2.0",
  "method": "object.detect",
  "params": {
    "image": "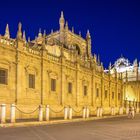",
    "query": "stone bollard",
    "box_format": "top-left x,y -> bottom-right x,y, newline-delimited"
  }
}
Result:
39,105 -> 43,122
136,102 -> 139,113
1,104 -> 6,123
113,107 -> 116,115
64,107 -> 68,120
96,107 -> 100,117
86,107 -> 89,118
69,107 -> 72,120
10,104 -> 16,123
45,105 -> 50,121
132,107 -> 135,118
83,107 -> 86,119
136,108 -> 139,113
126,107 -> 129,115
119,107 -> 123,115
111,107 -> 114,115
99,107 -> 103,117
